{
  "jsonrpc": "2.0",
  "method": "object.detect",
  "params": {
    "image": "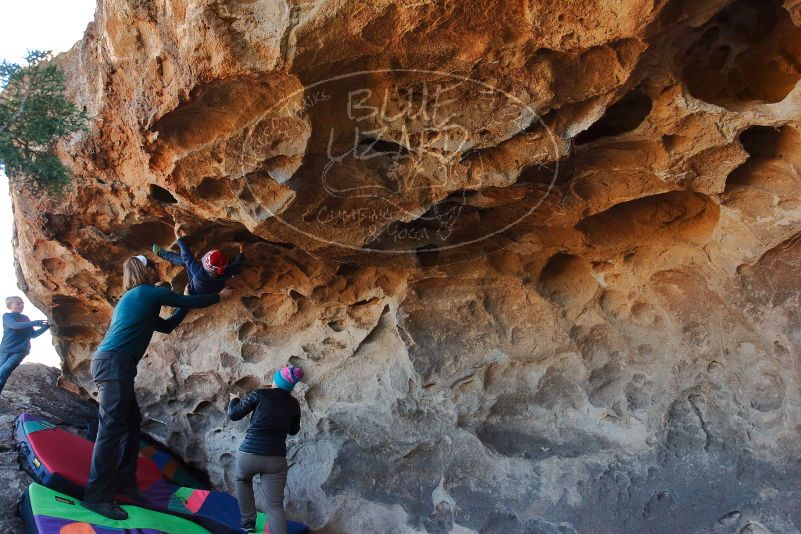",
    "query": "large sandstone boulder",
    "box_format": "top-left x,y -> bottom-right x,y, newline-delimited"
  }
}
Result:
10,0 -> 801,531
